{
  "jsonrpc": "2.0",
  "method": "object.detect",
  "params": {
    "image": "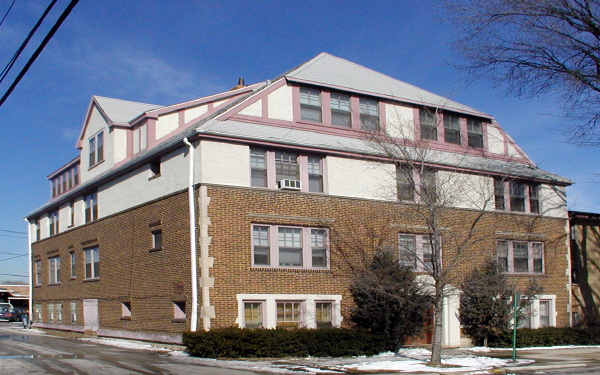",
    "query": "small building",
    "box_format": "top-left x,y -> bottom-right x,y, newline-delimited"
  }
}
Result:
0,285 -> 29,311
